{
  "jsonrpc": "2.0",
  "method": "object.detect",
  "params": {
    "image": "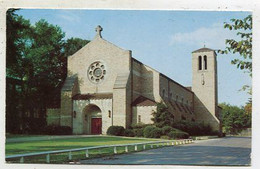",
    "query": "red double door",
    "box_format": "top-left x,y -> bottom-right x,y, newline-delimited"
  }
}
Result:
91,118 -> 102,135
